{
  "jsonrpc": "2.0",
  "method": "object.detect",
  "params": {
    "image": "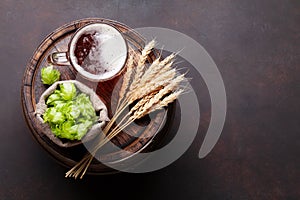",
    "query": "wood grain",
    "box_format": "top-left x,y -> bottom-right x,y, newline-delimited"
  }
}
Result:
21,18 -> 174,174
